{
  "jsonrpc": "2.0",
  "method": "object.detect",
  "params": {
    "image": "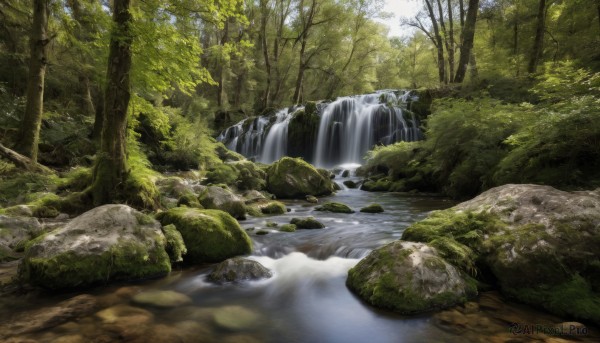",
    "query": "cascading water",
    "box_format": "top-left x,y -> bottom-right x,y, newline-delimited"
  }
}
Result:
217,90 -> 422,166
